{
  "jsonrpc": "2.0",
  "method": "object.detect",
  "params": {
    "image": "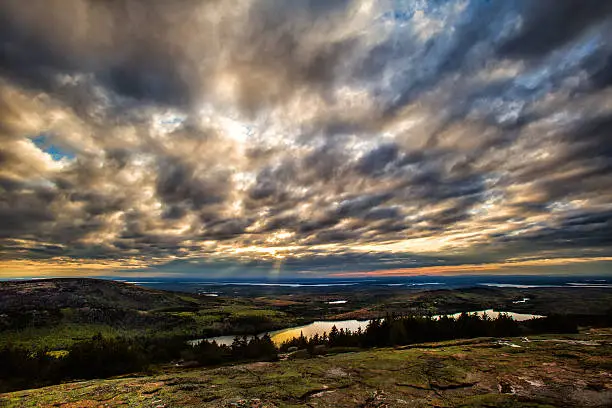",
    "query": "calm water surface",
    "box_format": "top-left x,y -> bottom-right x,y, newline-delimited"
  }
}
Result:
189,309 -> 543,346
188,319 -> 370,346
438,309 -> 544,322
